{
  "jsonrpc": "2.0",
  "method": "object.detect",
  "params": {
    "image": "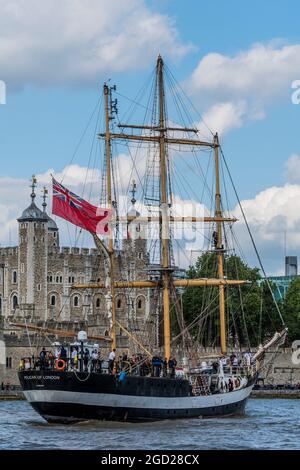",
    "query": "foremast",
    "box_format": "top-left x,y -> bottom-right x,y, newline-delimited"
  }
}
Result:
103,83 -> 117,350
